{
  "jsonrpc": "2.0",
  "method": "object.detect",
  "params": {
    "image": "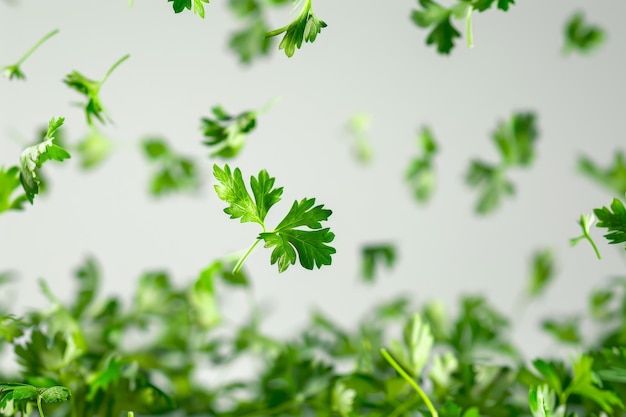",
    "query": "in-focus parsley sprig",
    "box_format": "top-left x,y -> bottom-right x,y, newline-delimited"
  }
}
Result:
411,0 -> 514,54
266,0 -> 327,58
213,164 -> 336,273
63,54 -> 130,126
2,29 -> 59,80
